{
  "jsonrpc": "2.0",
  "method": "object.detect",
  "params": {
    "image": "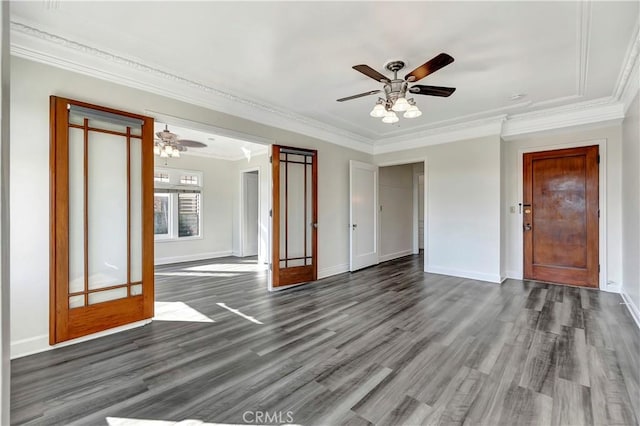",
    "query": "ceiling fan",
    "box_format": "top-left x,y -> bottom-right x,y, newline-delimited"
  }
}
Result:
337,53 -> 456,123
154,125 -> 208,158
